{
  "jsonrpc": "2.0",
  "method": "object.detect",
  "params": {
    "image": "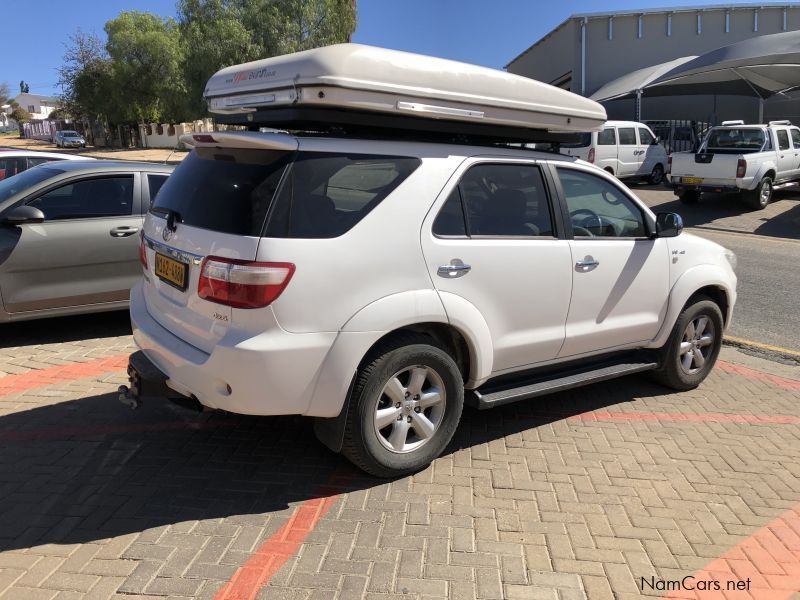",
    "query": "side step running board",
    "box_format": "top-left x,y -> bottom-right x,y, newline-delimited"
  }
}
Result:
469,360 -> 657,410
